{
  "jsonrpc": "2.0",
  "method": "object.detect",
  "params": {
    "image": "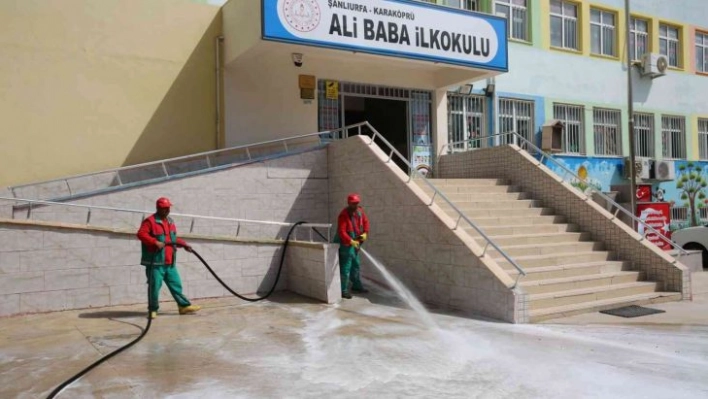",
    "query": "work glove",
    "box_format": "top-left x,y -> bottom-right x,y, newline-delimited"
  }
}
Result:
358,233 -> 368,242
350,240 -> 360,249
